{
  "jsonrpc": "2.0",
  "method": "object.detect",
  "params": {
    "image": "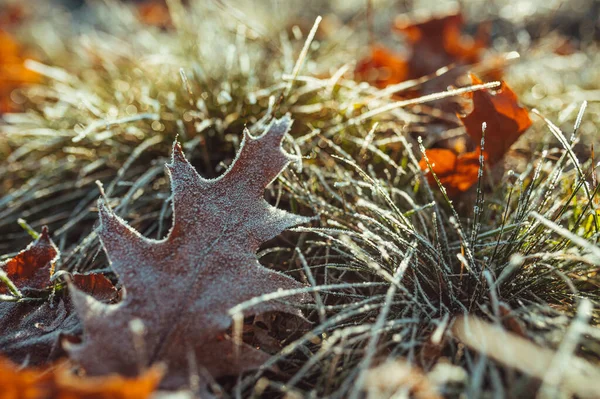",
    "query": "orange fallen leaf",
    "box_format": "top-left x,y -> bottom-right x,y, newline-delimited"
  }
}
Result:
355,45 -> 408,88
0,356 -> 163,399
0,227 -> 57,295
459,74 -> 532,164
419,148 -> 485,197
394,11 -> 489,79
356,11 -> 490,90
419,75 -> 531,196
136,1 -> 172,29
0,30 -> 39,114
